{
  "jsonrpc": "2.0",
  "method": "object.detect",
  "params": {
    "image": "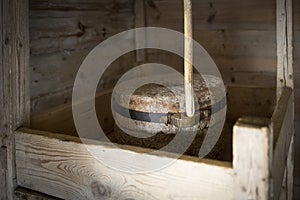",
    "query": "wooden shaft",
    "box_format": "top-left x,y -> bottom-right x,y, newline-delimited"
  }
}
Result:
184,0 -> 194,117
